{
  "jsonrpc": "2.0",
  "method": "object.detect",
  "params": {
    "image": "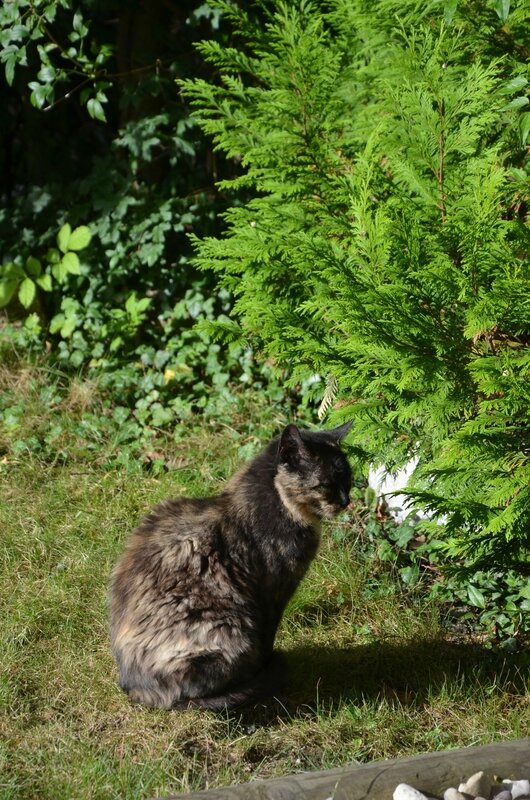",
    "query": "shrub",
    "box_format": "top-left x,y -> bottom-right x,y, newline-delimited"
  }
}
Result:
183,1 -> 530,583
